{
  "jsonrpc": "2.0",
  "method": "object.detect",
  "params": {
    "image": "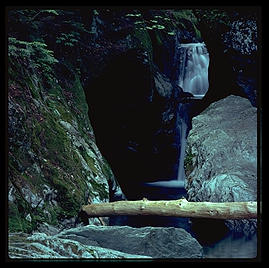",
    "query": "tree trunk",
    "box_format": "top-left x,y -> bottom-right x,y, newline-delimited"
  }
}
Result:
81,198 -> 257,220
